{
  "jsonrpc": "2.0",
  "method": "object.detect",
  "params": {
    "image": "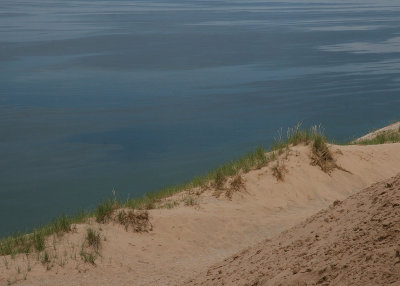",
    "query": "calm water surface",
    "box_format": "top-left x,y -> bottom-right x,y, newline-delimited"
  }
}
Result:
1,0 -> 400,237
